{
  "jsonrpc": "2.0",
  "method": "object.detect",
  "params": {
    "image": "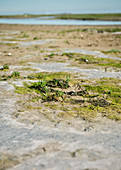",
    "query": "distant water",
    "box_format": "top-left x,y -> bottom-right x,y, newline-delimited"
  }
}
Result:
0,18 -> 121,25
